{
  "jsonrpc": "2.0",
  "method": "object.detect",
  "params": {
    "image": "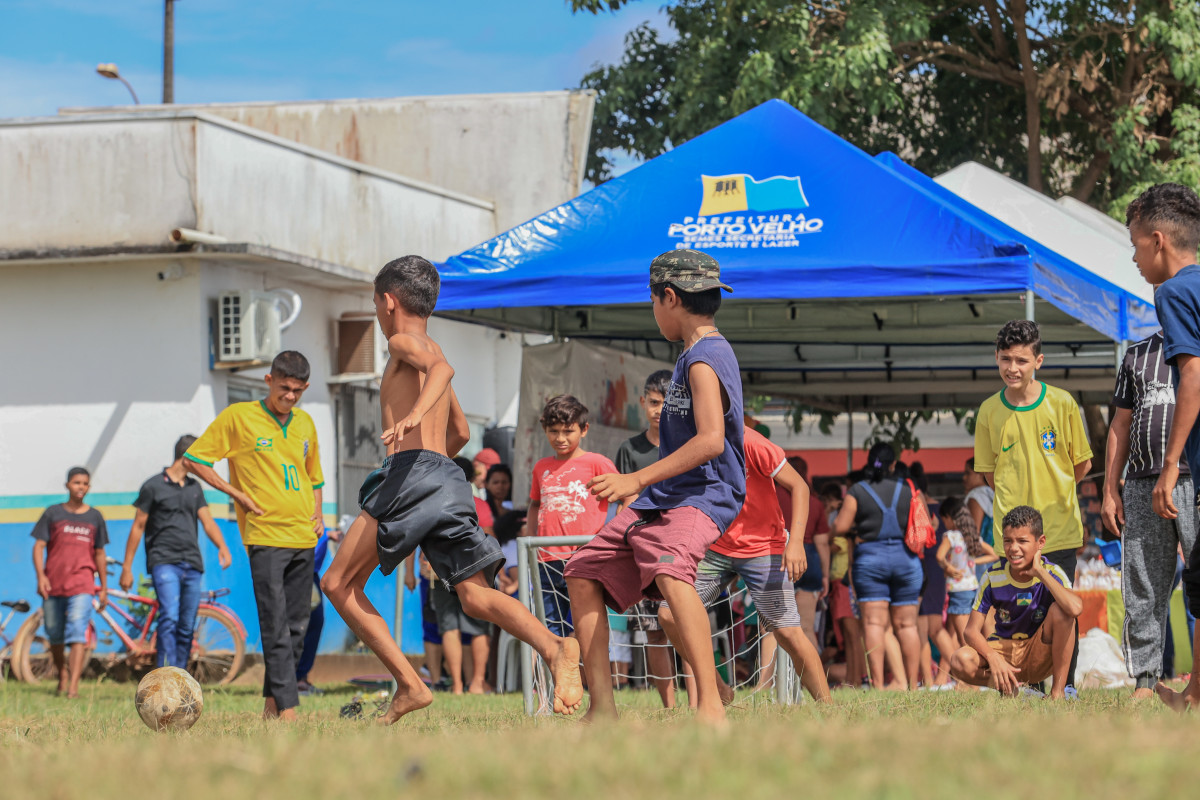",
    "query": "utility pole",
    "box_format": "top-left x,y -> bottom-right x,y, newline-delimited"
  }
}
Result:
163,0 -> 175,103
